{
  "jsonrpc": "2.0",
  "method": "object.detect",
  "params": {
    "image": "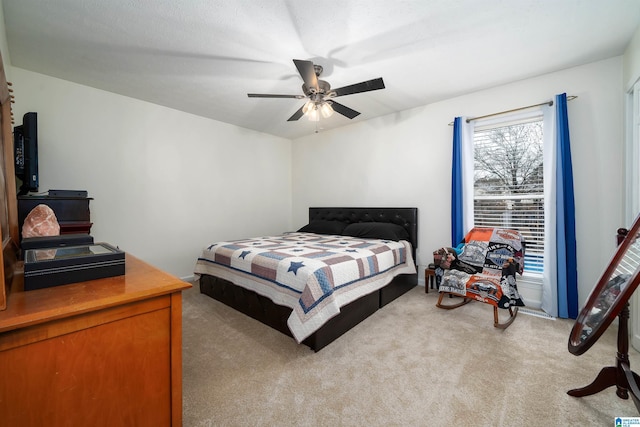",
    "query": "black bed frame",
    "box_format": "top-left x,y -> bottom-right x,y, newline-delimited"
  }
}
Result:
199,207 -> 418,351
